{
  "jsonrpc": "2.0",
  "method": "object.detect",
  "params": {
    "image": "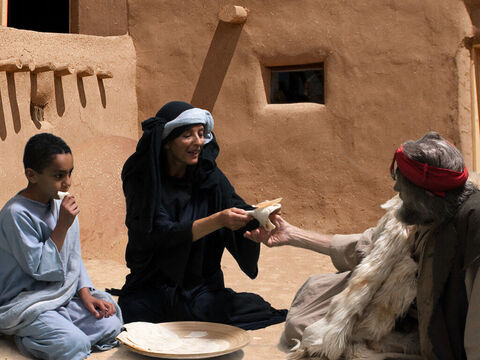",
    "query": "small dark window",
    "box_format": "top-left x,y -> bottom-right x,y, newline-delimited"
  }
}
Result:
8,0 -> 69,33
269,63 -> 324,104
